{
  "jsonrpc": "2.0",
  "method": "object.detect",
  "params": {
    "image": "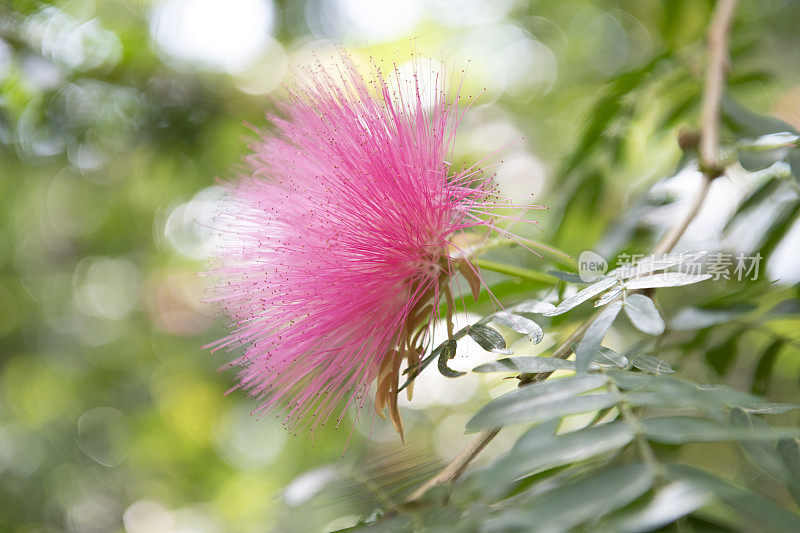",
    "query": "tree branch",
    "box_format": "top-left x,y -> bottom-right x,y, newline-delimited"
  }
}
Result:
654,0 -> 737,255
403,0 -> 739,504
